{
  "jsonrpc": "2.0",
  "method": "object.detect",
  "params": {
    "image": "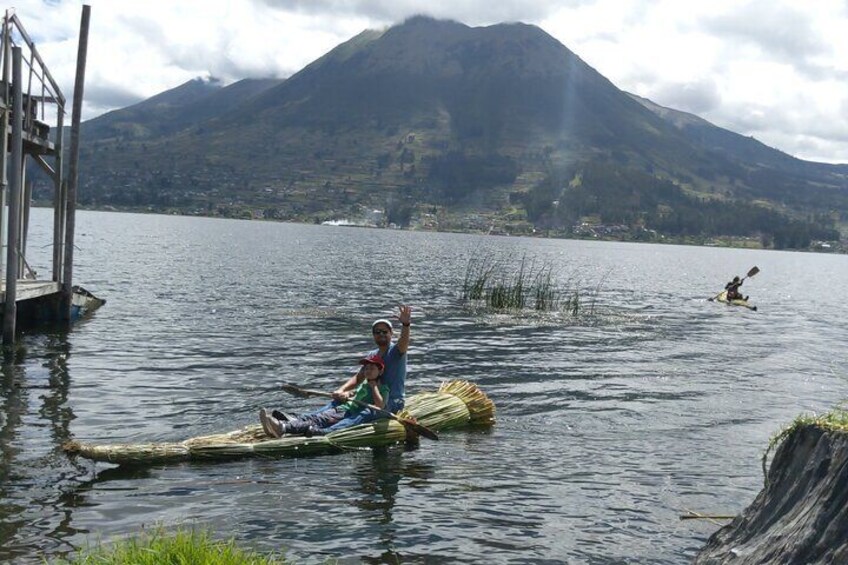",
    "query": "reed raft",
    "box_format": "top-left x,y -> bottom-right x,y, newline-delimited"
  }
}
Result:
63,380 -> 495,466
